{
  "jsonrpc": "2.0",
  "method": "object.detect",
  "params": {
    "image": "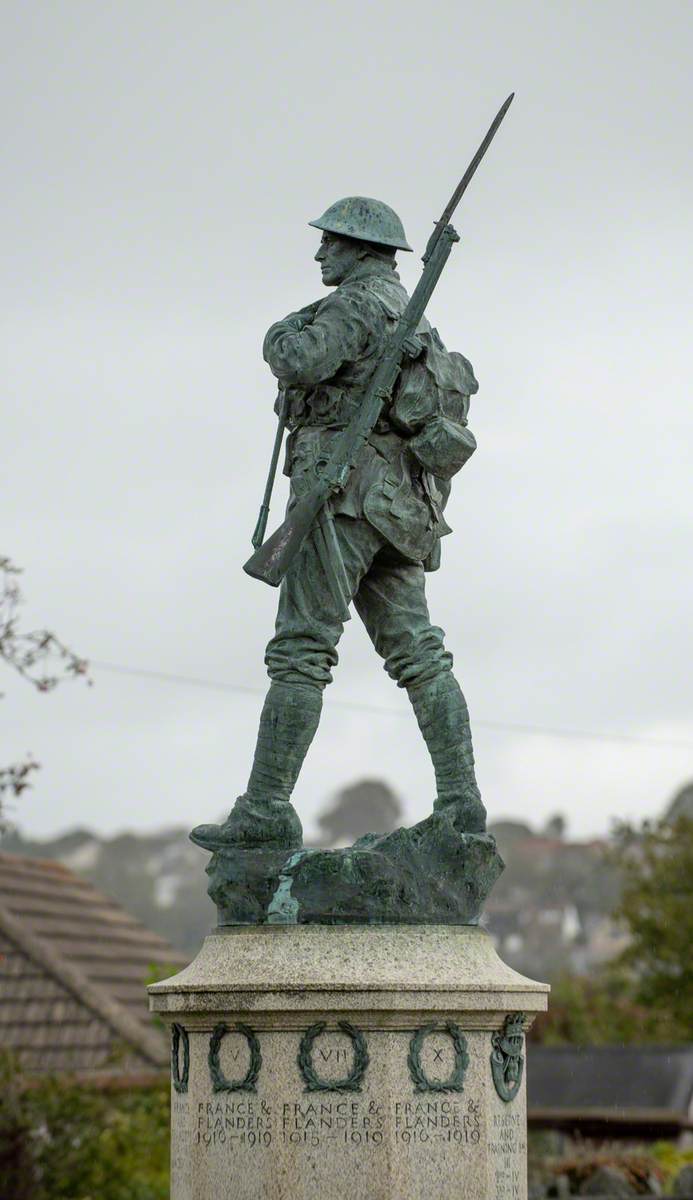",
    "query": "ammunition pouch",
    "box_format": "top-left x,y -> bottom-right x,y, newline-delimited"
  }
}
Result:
391,328 -> 478,481
408,416 -> 477,481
